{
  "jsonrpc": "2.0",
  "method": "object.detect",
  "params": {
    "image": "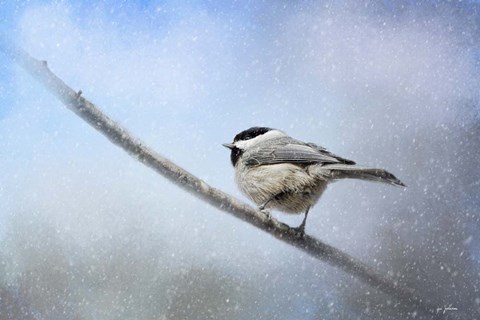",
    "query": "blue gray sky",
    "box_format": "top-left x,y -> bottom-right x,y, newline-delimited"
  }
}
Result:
1,1 -> 479,319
